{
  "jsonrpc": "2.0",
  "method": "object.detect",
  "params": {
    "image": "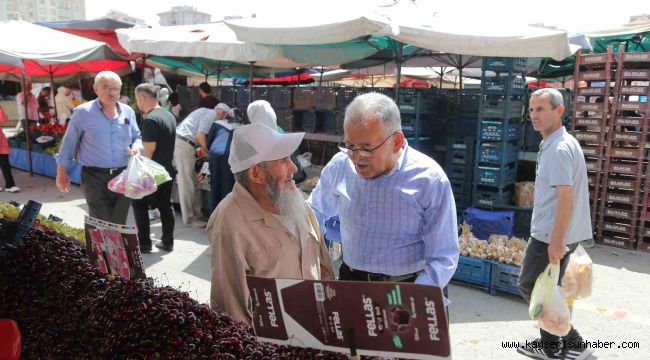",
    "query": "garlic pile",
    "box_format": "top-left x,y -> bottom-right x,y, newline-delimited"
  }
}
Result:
459,222 -> 526,266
